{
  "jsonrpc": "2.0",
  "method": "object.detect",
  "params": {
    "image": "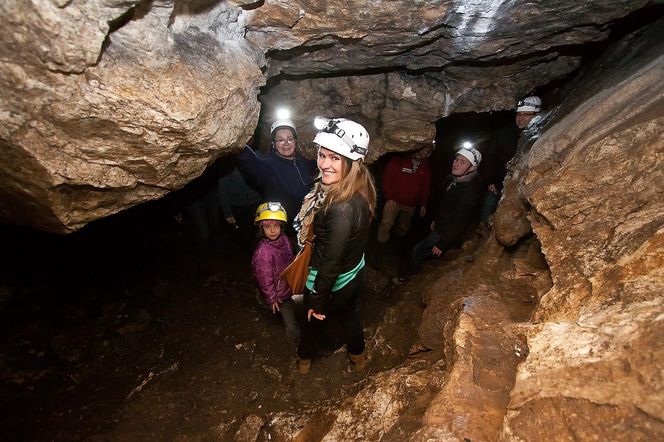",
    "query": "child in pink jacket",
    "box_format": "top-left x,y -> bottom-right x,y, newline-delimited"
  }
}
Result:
251,202 -> 299,341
